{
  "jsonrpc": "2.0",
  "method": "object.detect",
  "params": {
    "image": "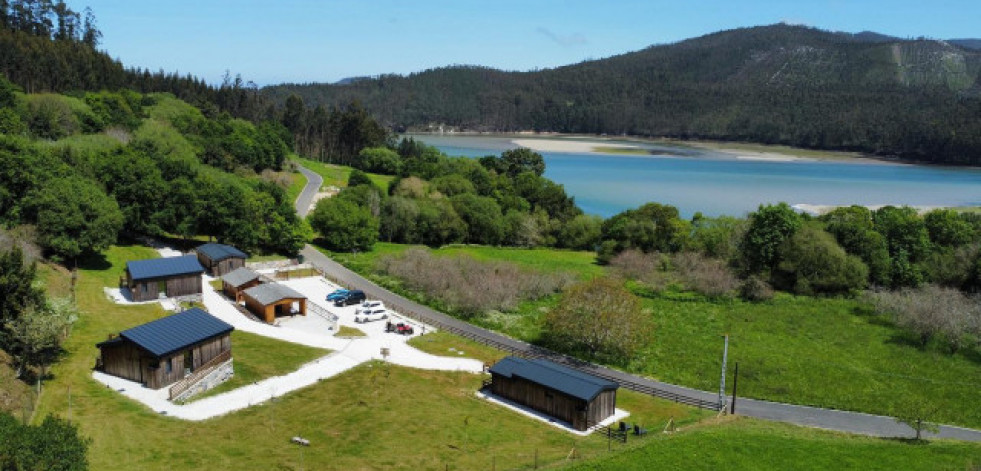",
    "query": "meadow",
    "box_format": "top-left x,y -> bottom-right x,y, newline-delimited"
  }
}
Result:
322,242 -> 981,429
